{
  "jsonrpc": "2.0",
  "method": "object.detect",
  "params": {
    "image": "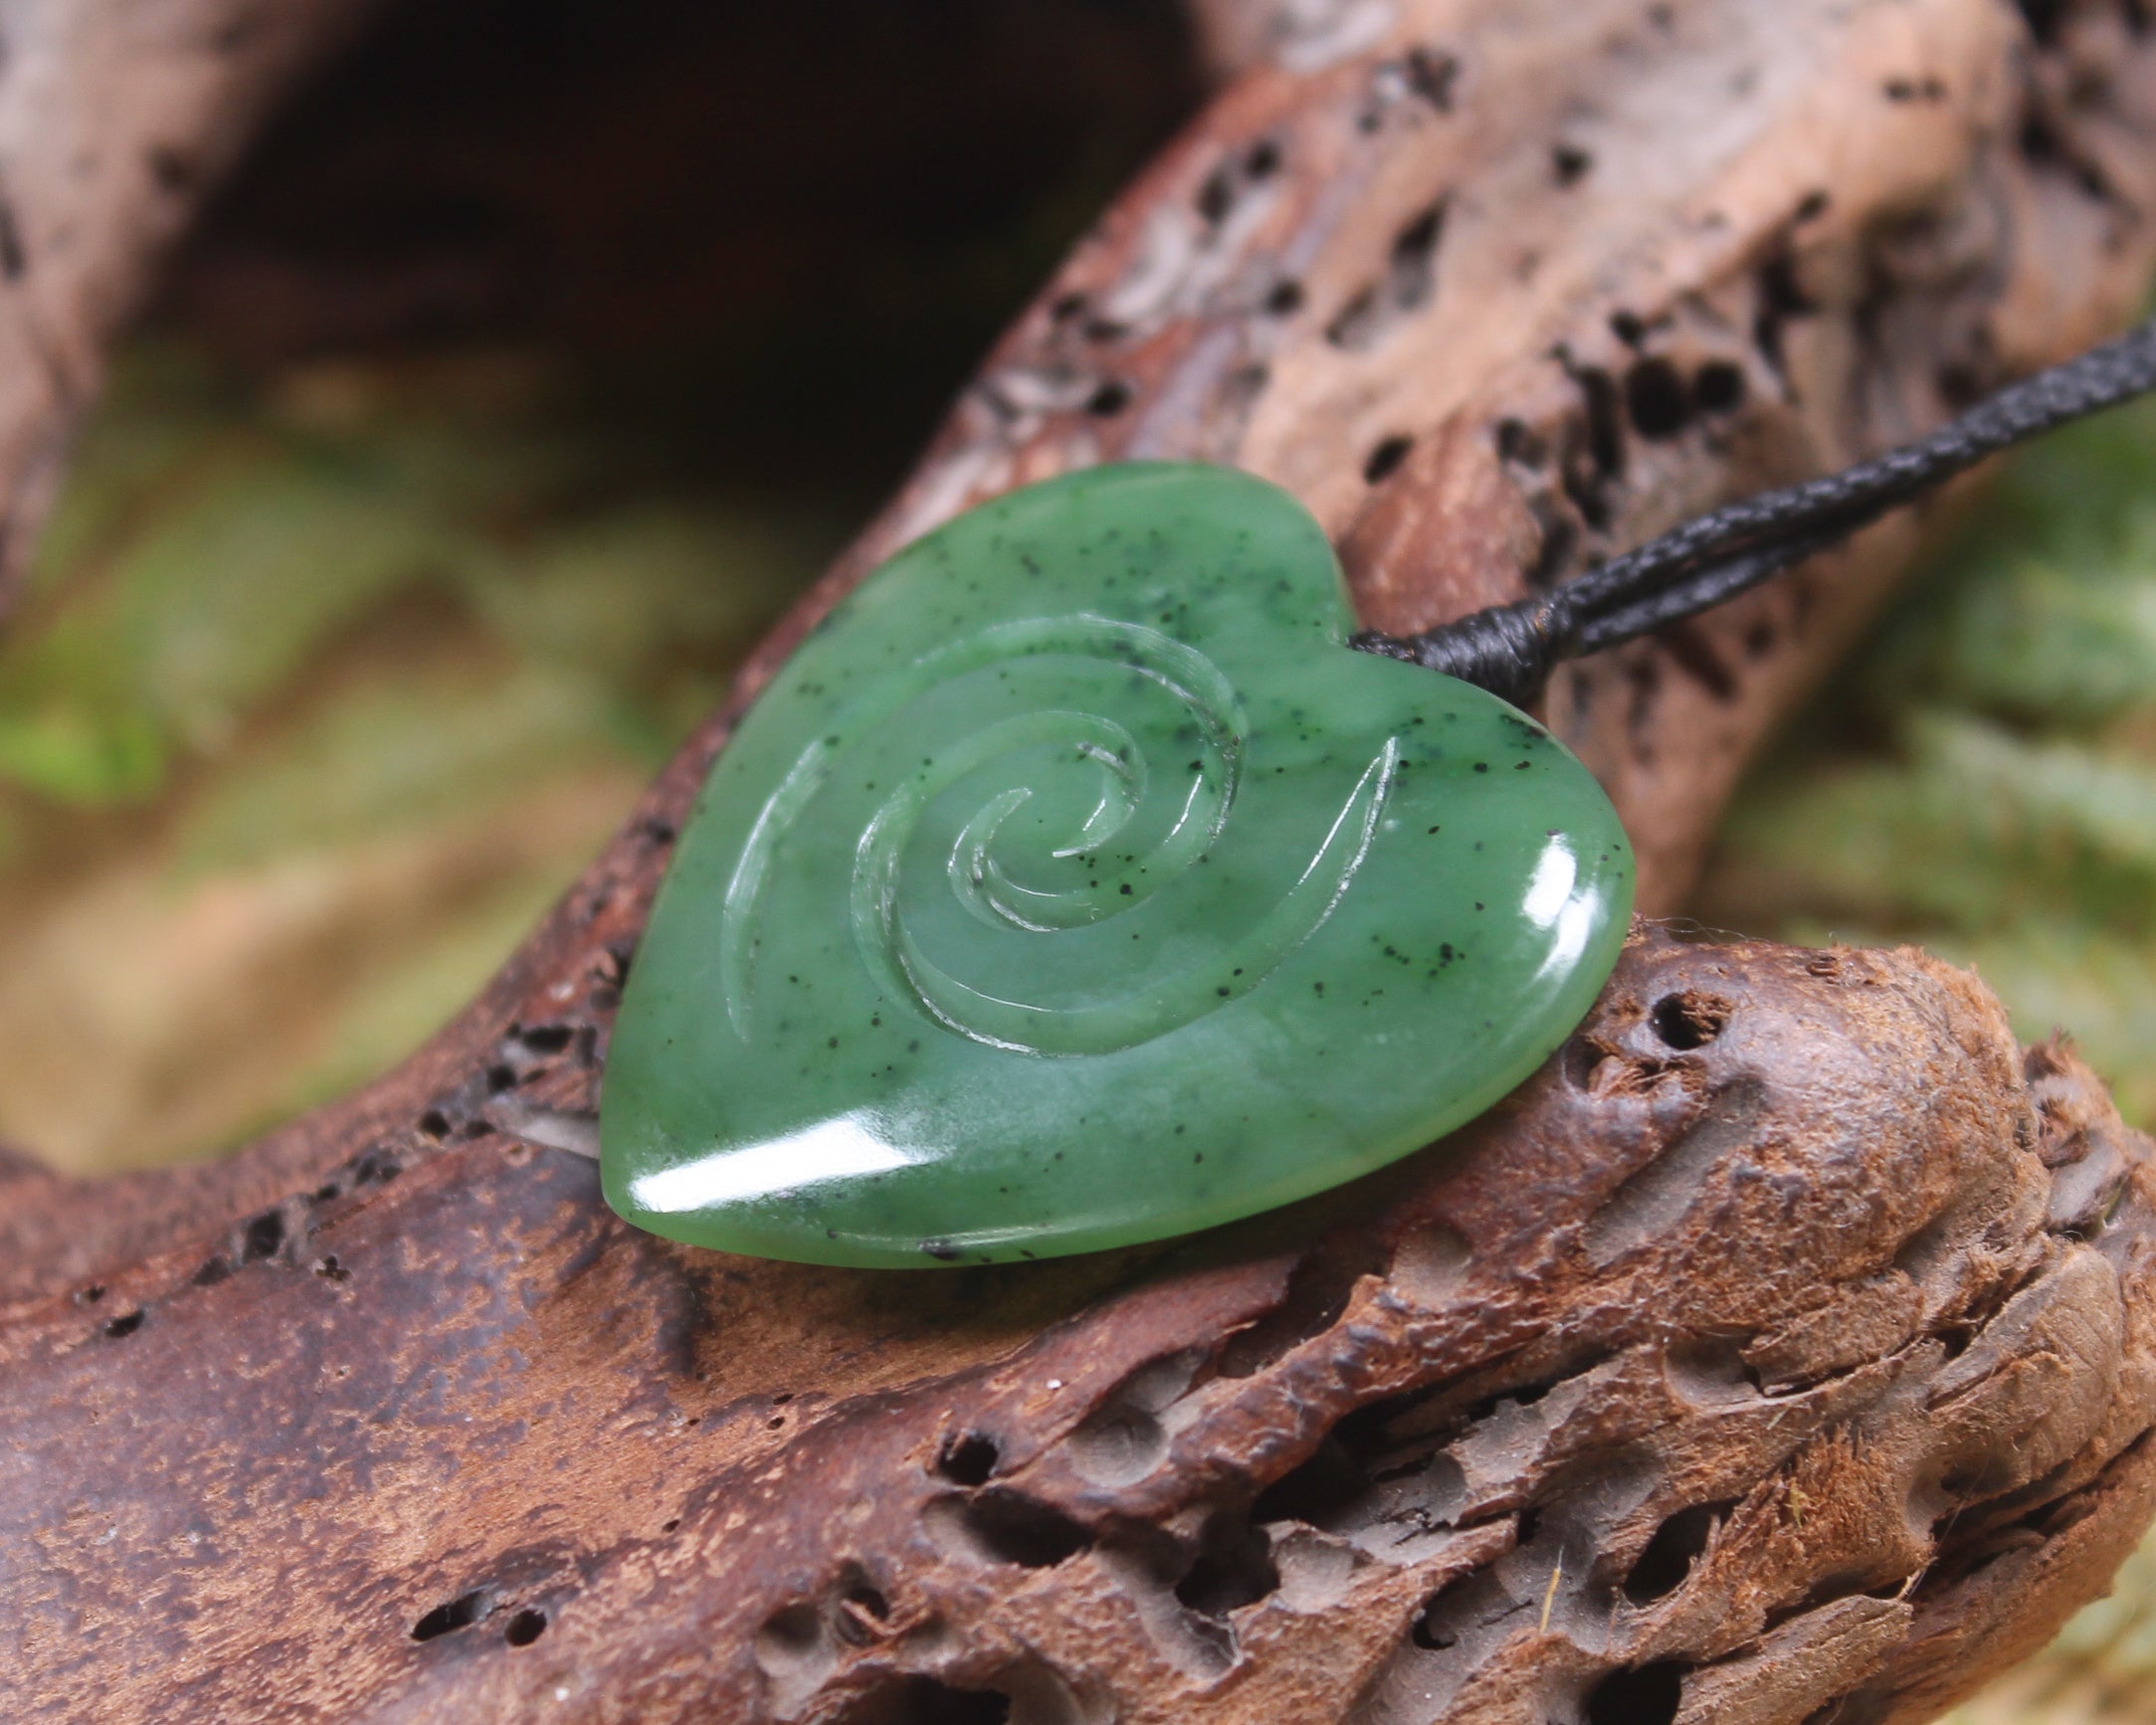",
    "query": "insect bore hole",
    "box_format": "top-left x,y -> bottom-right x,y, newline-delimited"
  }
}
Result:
1363,434 -> 1414,483
842,1676 -> 1011,1725
1651,992 -> 1729,1051
242,1210 -> 285,1261
411,1591 -> 490,1642
935,1431 -> 1001,1485
1585,1661 -> 1687,1725
1623,1501 -> 1733,1603
1086,380 -> 1132,417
